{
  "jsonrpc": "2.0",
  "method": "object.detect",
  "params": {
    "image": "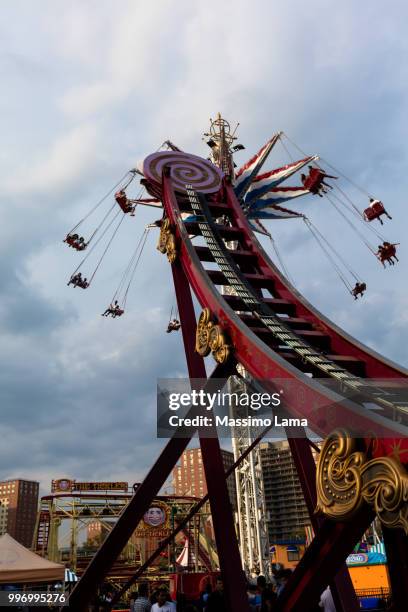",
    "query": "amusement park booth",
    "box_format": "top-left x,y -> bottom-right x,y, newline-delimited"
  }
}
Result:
346,552 -> 390,598
269,540 -> 307,571
0,533 -> 65,584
